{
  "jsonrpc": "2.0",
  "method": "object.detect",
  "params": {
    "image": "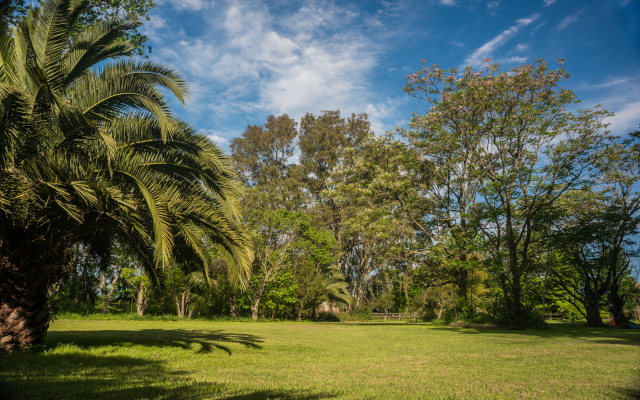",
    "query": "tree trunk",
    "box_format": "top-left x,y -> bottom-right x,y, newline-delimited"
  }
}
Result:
175,292 -> 186,318
100,270 -> 108,313
298,300 -> 304,321
0,258 -> 52,352
186,292 -> 191,319
403,273 -> 410,313
230,287 -> 237,318
608,284 -> 627,325
251,300 -> 260,321
250,278 -> 269,321
585,302 -> 603,326
584,278 -> 605,326
136,280 -> 146,316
